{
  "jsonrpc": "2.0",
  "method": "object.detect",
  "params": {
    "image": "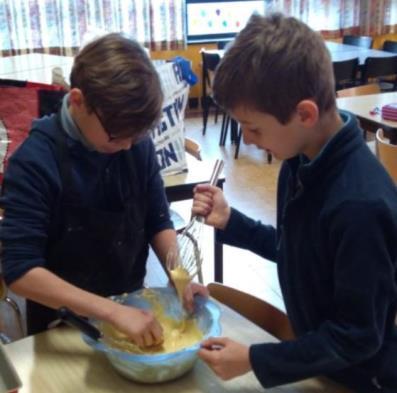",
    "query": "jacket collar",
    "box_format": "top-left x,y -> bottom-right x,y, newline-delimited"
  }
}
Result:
286,110 -> 364,188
